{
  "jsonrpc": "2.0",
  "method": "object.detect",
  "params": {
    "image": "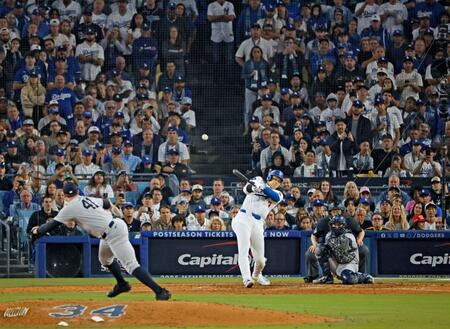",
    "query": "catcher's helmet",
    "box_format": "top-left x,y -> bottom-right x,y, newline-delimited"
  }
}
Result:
329,215 -> 346,234
266,170 -> 284,182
